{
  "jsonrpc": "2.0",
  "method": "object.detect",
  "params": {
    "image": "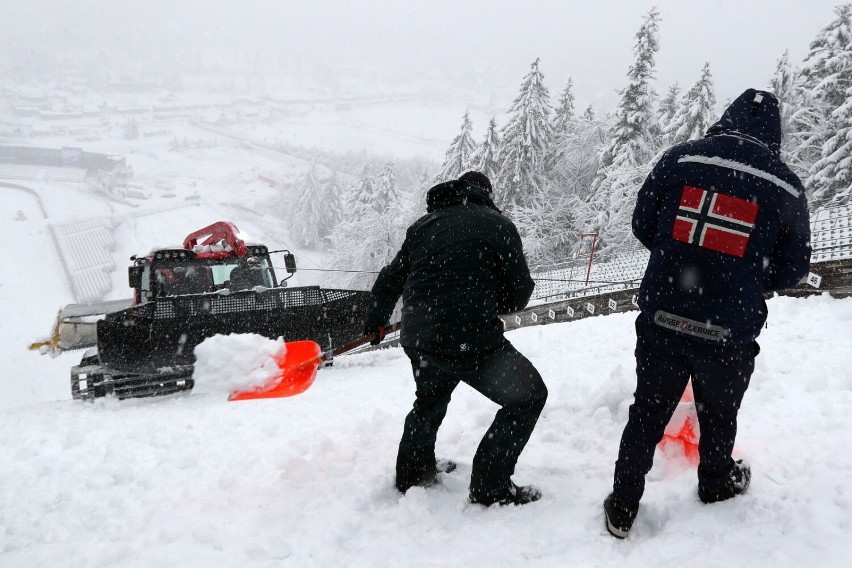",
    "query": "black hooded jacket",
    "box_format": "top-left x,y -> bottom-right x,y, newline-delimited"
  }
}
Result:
365,179 -> 535,354
633,89 -> 811,345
